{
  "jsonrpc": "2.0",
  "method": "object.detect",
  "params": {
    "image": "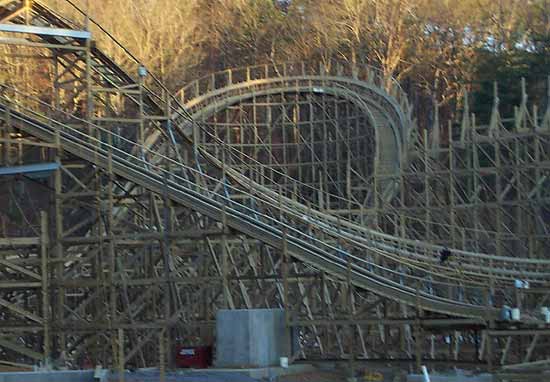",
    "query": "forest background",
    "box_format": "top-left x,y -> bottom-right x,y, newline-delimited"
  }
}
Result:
3,0 -> 550,127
